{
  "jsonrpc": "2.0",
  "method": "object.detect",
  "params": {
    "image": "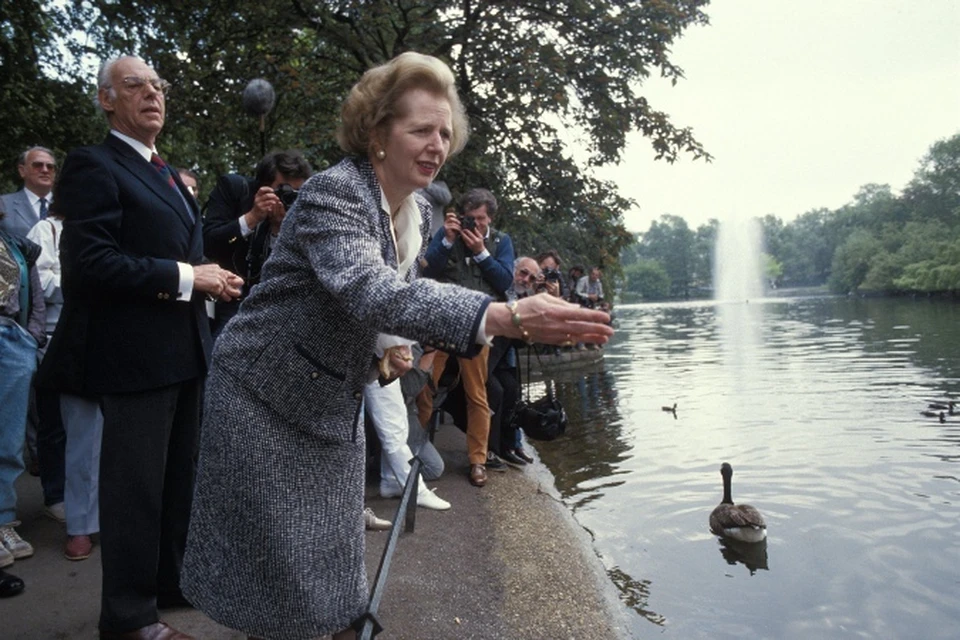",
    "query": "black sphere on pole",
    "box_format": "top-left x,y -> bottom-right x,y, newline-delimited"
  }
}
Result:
242,79 -> 276,156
